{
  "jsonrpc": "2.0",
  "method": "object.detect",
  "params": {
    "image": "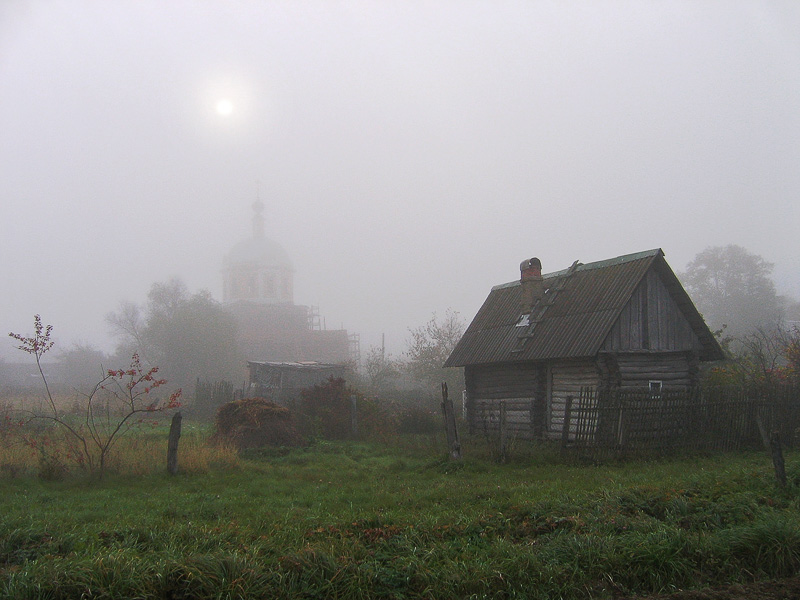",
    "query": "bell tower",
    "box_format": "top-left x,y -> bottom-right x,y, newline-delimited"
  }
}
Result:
222,199 -> 294,305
